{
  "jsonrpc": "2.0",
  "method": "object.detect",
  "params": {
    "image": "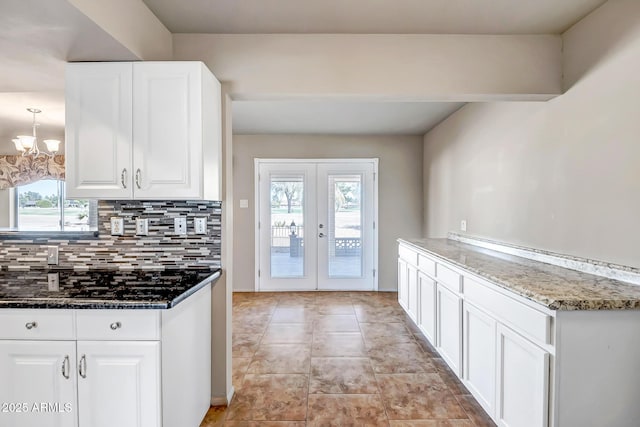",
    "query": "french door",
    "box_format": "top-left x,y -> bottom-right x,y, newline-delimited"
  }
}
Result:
256,159 -> 378,291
